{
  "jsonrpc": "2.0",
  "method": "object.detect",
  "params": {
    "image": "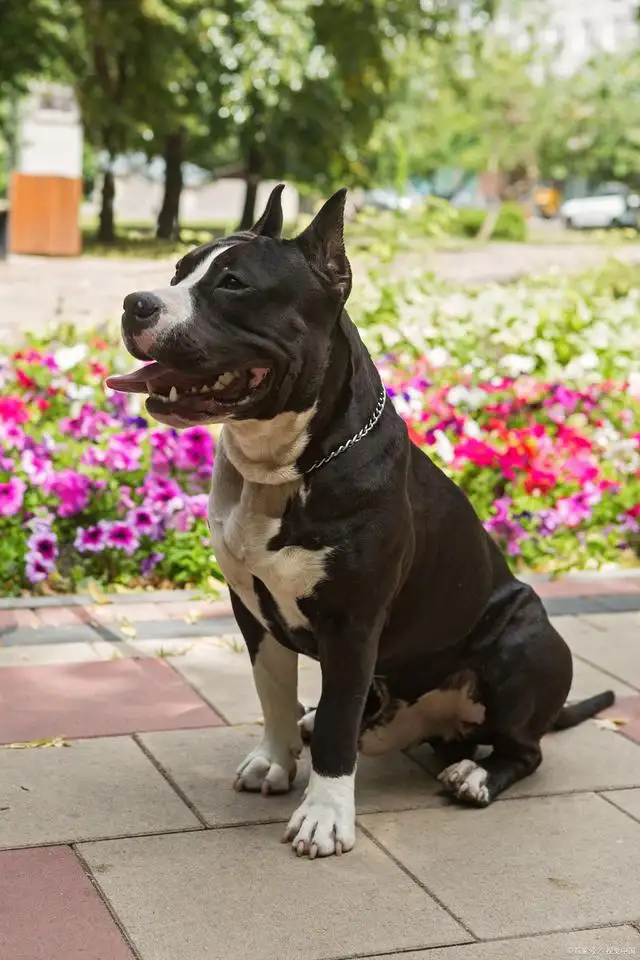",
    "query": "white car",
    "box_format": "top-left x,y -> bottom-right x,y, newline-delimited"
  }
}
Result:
560,182 -> 640,230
